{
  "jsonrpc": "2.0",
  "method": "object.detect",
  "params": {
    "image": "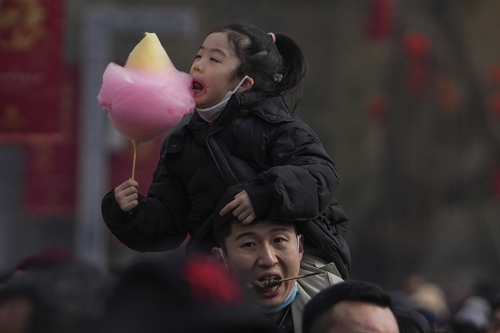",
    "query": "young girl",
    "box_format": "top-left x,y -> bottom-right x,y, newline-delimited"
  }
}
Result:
101,22 -> 351,278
